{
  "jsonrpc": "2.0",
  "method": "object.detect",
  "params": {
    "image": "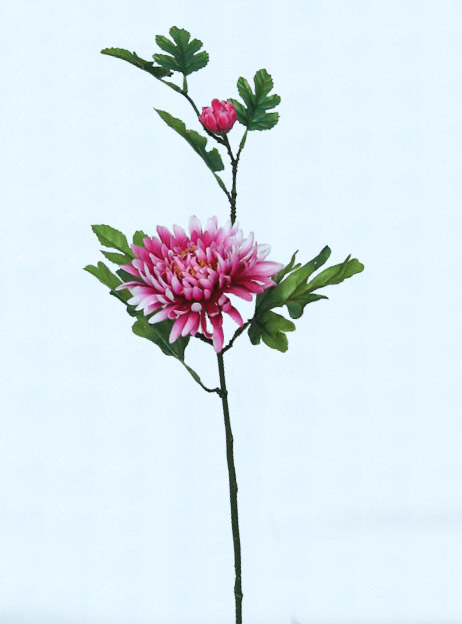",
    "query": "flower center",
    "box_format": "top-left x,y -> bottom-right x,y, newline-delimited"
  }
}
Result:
179,244 -> 197,258
169,243 -> 220,296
